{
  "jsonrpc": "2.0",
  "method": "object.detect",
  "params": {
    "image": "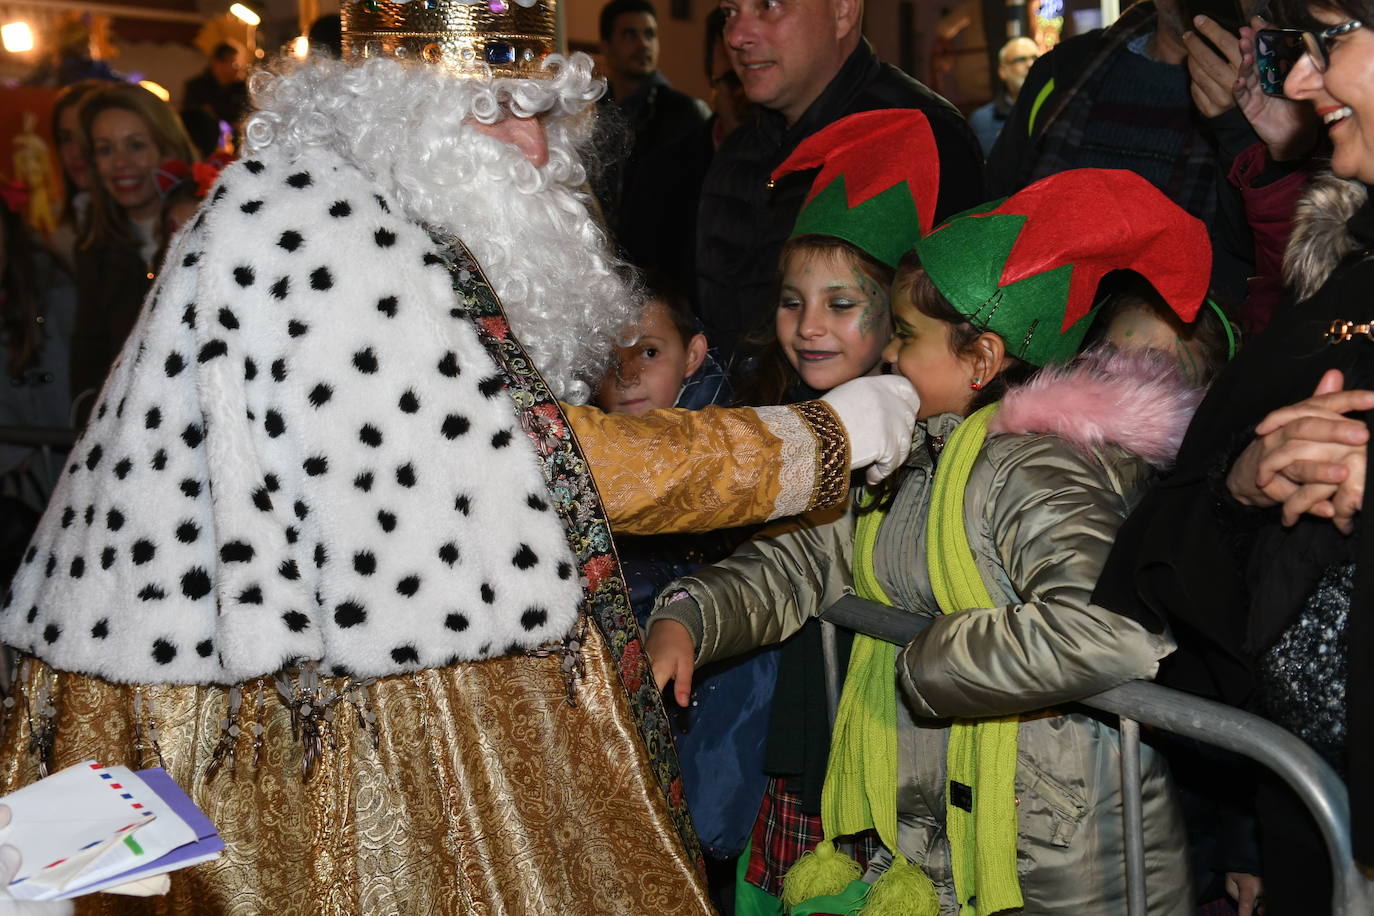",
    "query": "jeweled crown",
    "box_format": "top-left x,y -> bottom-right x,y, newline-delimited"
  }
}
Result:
341,0 -> 558,78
